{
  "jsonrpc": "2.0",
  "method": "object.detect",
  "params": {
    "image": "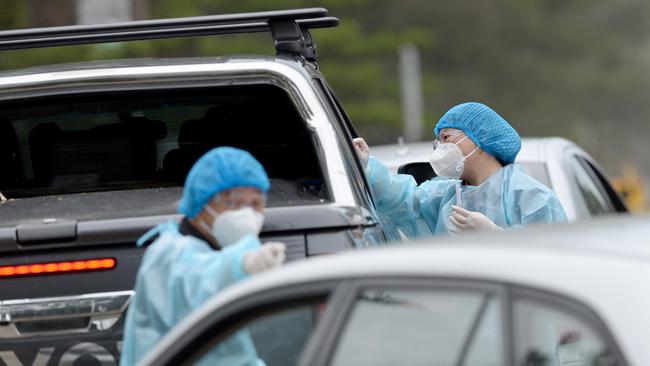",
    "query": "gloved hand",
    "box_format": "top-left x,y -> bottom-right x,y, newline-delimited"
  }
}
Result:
352,137 -> 370,169
448,205 -> 503,234
243,242 -> 286,275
